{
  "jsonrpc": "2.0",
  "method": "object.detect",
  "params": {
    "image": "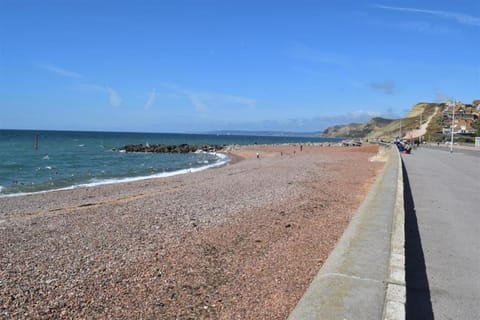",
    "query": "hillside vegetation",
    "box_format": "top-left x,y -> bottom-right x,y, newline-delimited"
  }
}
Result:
322,103 -> 444,141
321,117 -> 395,138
